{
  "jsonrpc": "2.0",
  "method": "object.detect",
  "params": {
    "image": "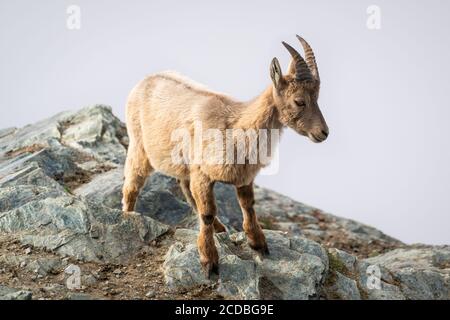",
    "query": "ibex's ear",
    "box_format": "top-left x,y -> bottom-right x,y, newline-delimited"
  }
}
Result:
270,57 -> 284,89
